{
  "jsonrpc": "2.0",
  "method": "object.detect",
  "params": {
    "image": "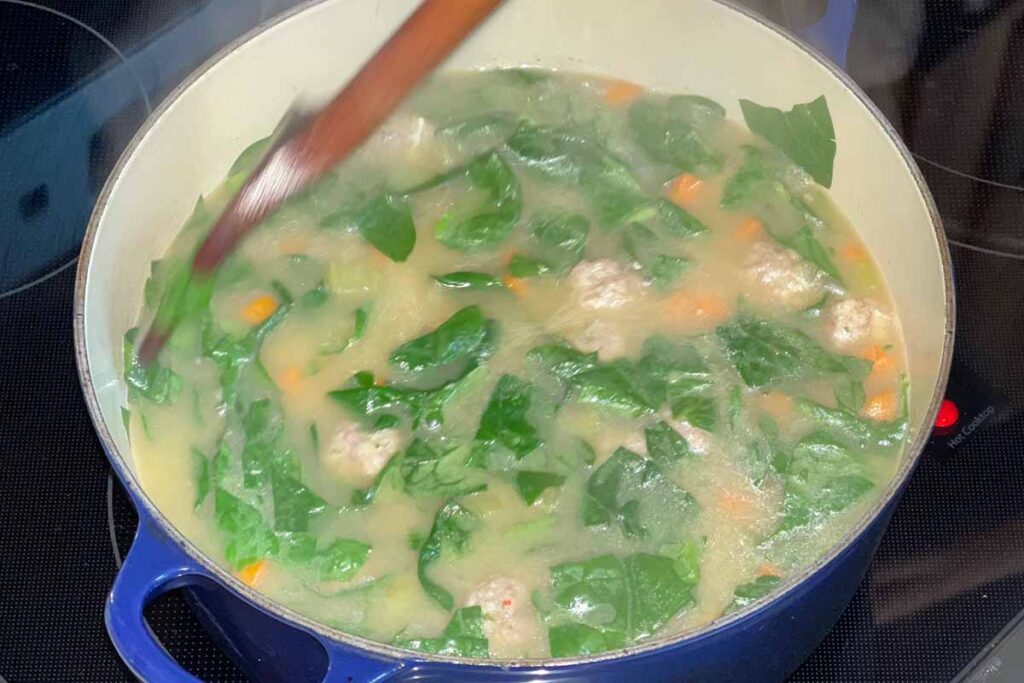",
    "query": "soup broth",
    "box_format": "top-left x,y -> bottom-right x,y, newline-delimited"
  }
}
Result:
126,69 -> 908,659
